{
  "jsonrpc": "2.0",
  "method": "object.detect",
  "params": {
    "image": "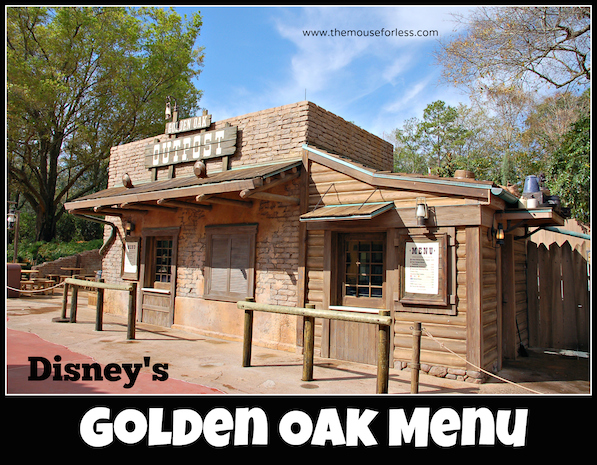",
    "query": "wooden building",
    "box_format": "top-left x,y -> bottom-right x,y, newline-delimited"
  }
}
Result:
64,101 -> 566,383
